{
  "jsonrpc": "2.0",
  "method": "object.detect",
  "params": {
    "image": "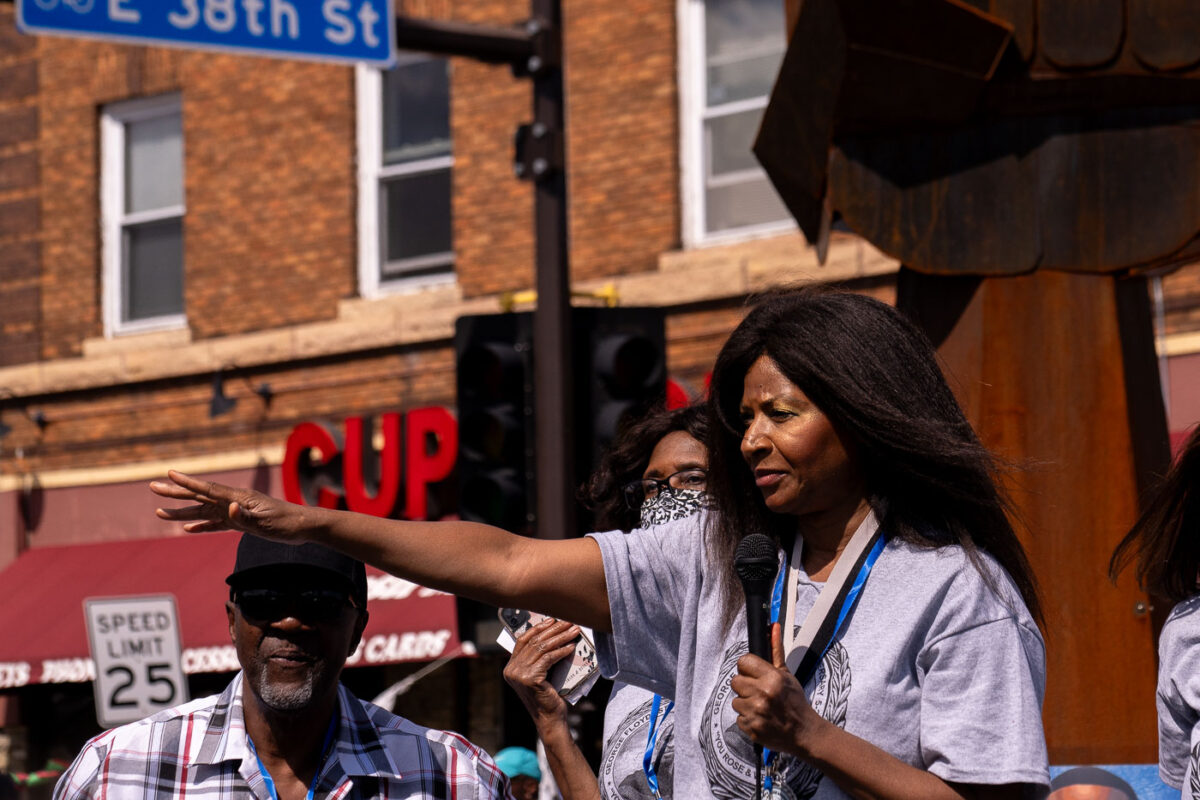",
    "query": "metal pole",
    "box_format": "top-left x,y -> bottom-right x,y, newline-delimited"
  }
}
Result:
390,4 -> 575,539
528,0 -> 575,540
